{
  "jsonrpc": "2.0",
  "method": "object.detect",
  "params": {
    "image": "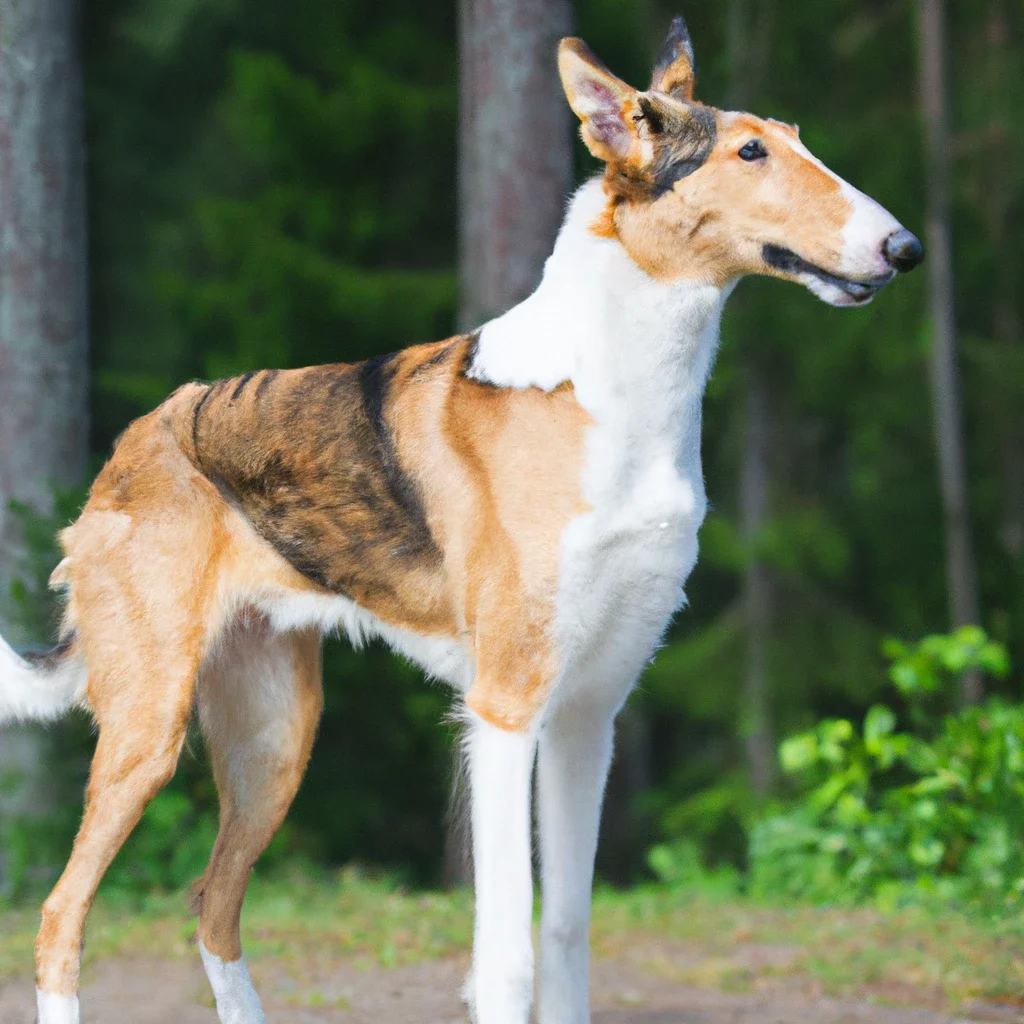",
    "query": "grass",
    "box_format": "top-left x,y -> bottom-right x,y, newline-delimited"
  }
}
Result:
590,886 -> 1024,1009
3,868 -> 1023,1014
